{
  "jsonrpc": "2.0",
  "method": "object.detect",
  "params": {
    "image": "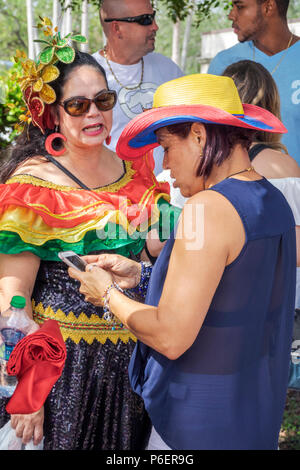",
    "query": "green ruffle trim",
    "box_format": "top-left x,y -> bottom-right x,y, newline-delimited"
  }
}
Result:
0,199 -> 181,260
0,229 -> 145,260
157,199 -> 181,240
